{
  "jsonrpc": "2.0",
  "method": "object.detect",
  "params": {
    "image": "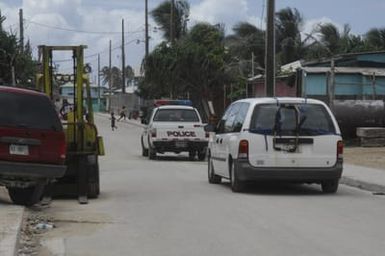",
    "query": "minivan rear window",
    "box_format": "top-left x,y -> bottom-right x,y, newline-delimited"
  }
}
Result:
249,103 -> 336,136
0,92 -> 62,131
153,109 -> 199,122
